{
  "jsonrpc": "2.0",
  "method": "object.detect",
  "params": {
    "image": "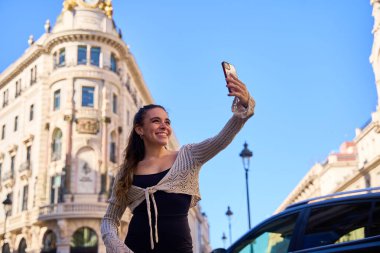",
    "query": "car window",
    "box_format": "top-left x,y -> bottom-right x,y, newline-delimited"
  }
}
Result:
370,201 -> 380,237
233,213 -> 298,253
302,202 -> 371,250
